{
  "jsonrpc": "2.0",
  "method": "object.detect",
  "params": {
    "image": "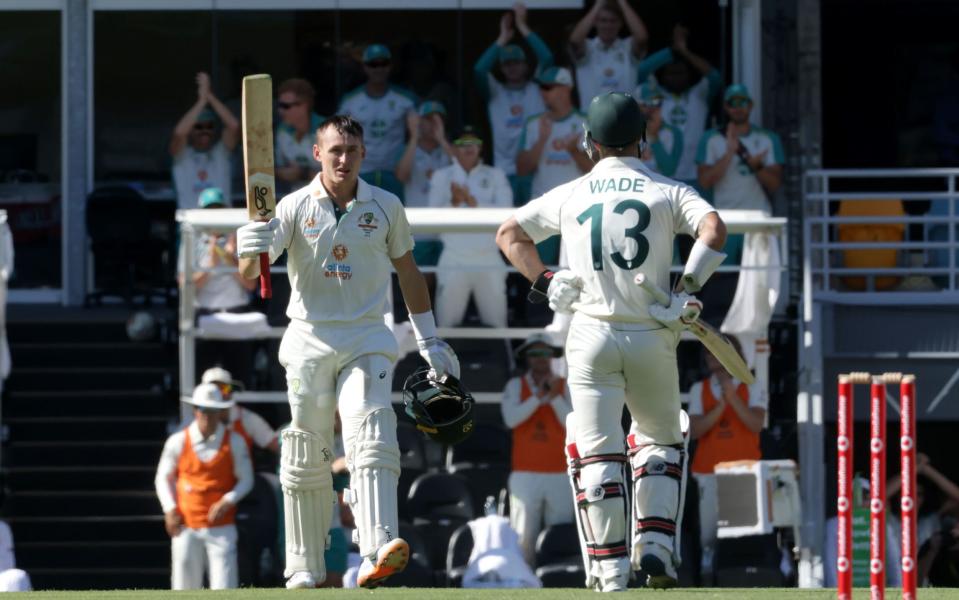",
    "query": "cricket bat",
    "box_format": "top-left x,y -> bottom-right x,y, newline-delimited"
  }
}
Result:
635,273 -> 755,385
241,74 -> 276,299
